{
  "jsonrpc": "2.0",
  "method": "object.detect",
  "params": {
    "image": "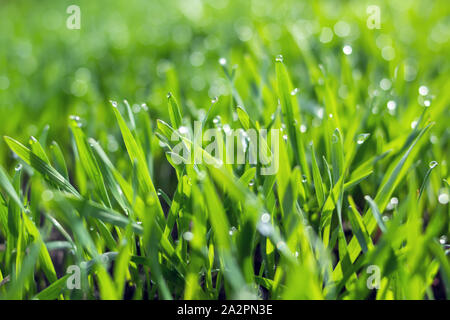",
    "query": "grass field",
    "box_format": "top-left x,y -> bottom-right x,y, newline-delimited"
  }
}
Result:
0,0 -> 449,300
